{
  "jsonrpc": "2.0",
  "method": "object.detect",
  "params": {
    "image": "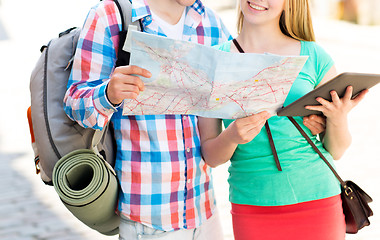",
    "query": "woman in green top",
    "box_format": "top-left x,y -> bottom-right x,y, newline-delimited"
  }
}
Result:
199,0 -> 368,239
